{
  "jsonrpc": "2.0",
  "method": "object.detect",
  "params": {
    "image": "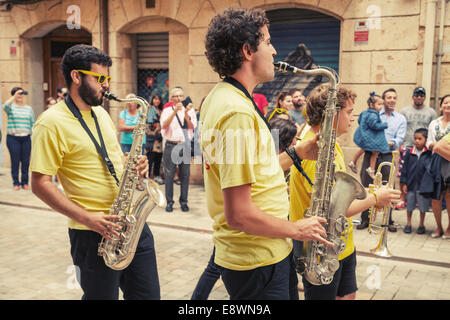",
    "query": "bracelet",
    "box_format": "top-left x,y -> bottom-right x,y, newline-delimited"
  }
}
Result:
369,189 -> 379,207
